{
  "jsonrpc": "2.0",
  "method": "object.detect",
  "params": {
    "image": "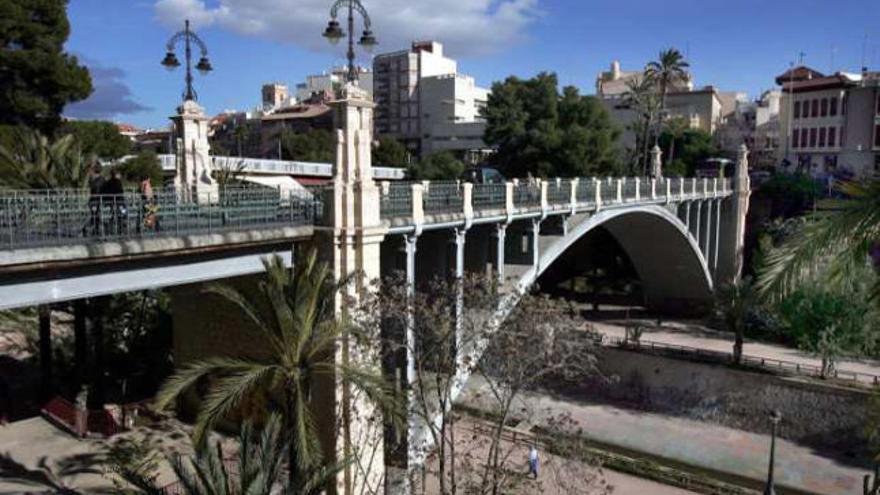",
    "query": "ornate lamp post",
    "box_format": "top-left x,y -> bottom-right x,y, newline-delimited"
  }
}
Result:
161,19 -> 213,102
764,410 -> 782,495
322,0 -> 377,83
